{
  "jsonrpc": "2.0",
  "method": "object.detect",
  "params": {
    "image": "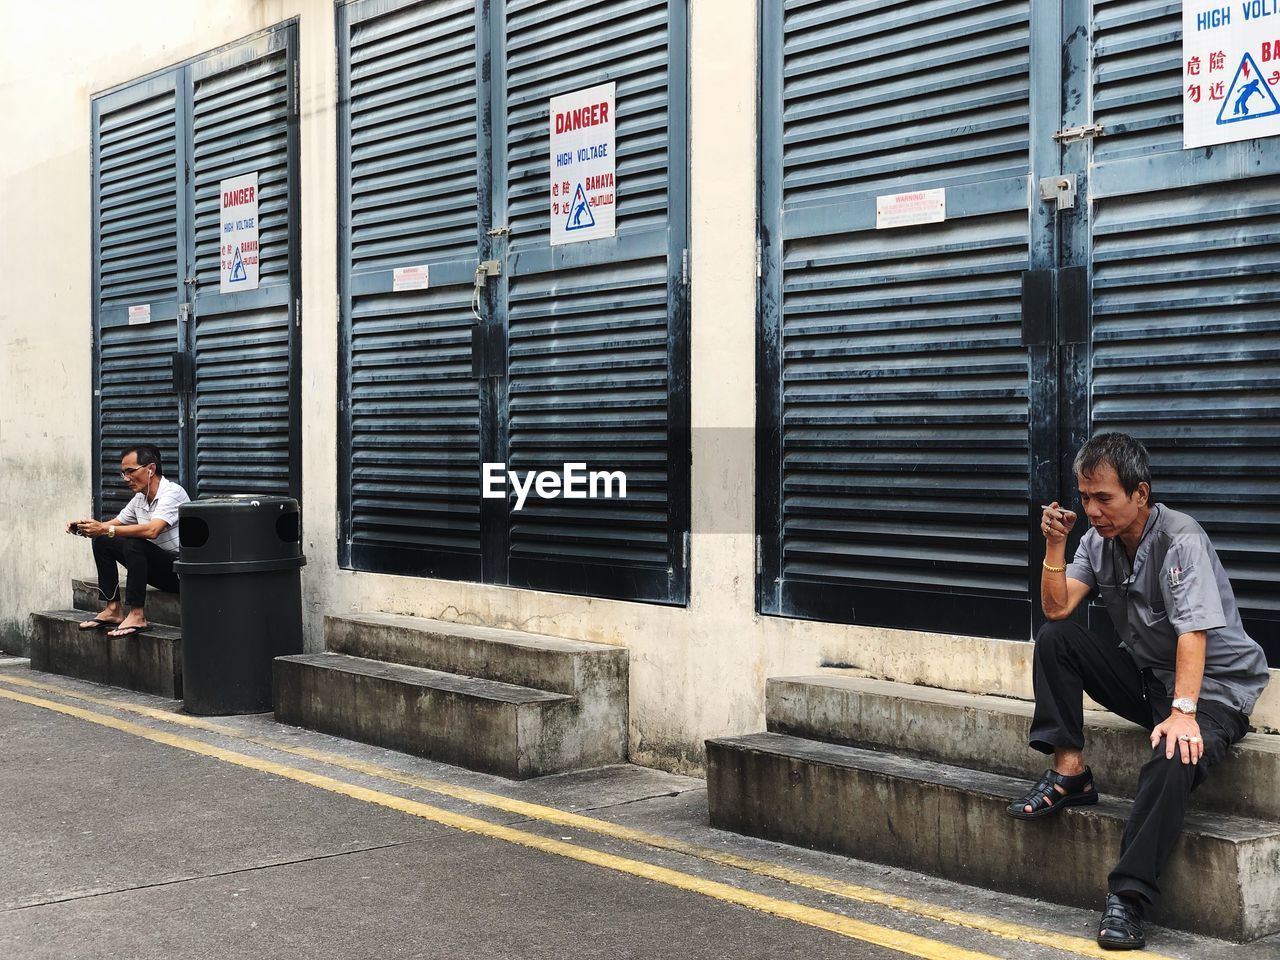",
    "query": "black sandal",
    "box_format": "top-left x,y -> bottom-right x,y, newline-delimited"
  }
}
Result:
78,617 -> 121,631
1097,893 -> 1145,950
1006,766 -> 1097,820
